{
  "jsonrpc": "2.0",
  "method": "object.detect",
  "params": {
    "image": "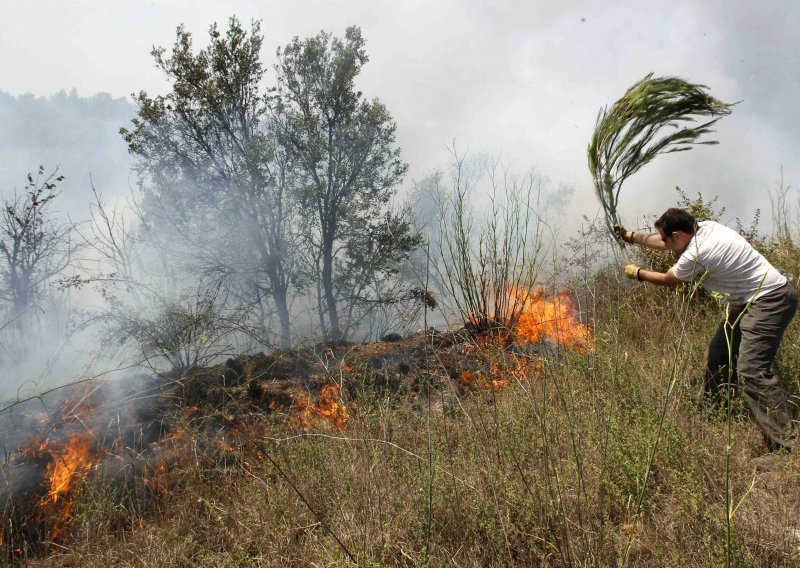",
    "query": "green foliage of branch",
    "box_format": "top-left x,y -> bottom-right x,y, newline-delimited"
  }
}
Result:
274,26 -> 414,341
588,73 -> 733,233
